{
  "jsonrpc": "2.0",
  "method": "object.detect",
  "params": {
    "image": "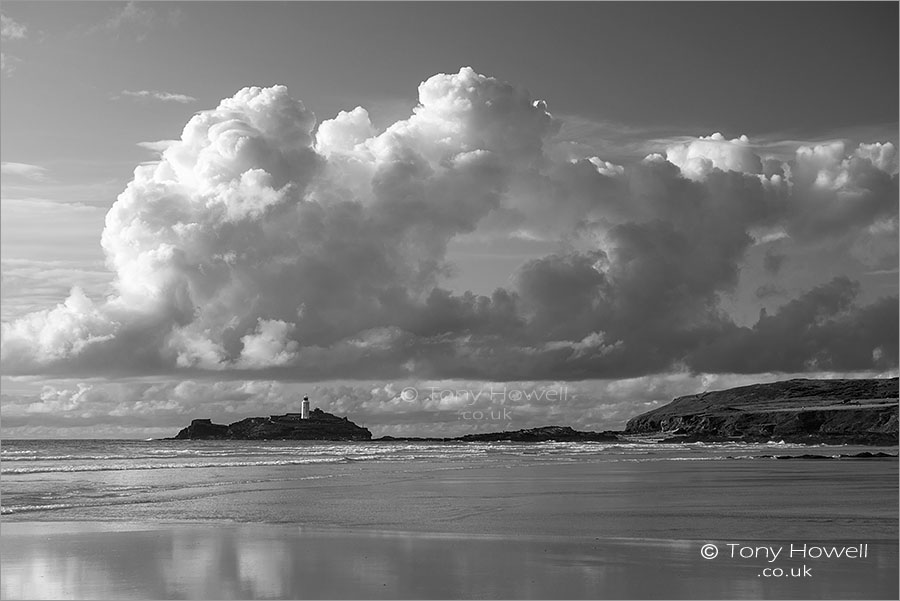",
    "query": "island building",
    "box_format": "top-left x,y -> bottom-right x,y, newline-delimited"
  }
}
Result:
301,395 -> 310,419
